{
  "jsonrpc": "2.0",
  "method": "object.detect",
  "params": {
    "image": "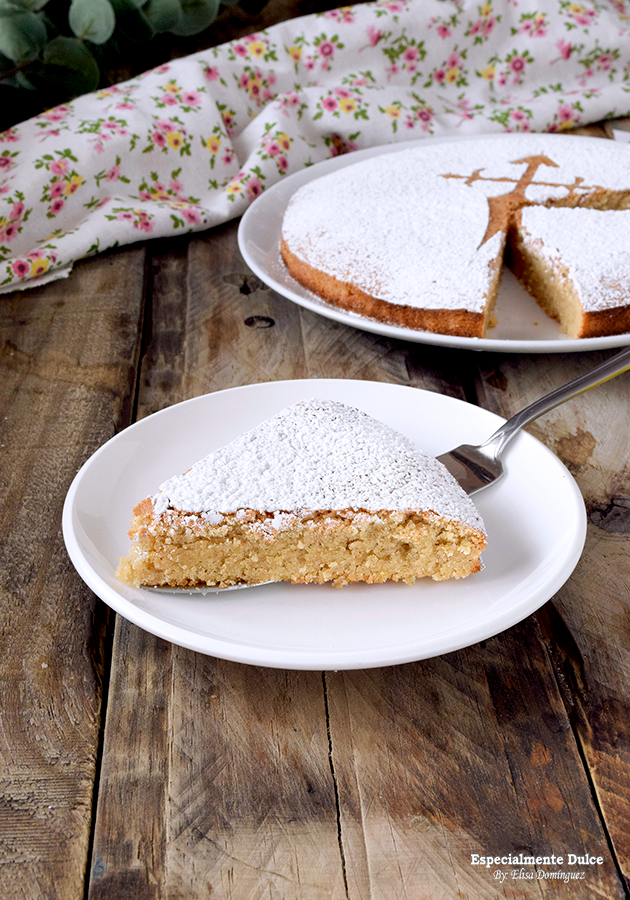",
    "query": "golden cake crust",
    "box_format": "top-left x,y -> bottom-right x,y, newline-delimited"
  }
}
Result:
279,136 -> 630,340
